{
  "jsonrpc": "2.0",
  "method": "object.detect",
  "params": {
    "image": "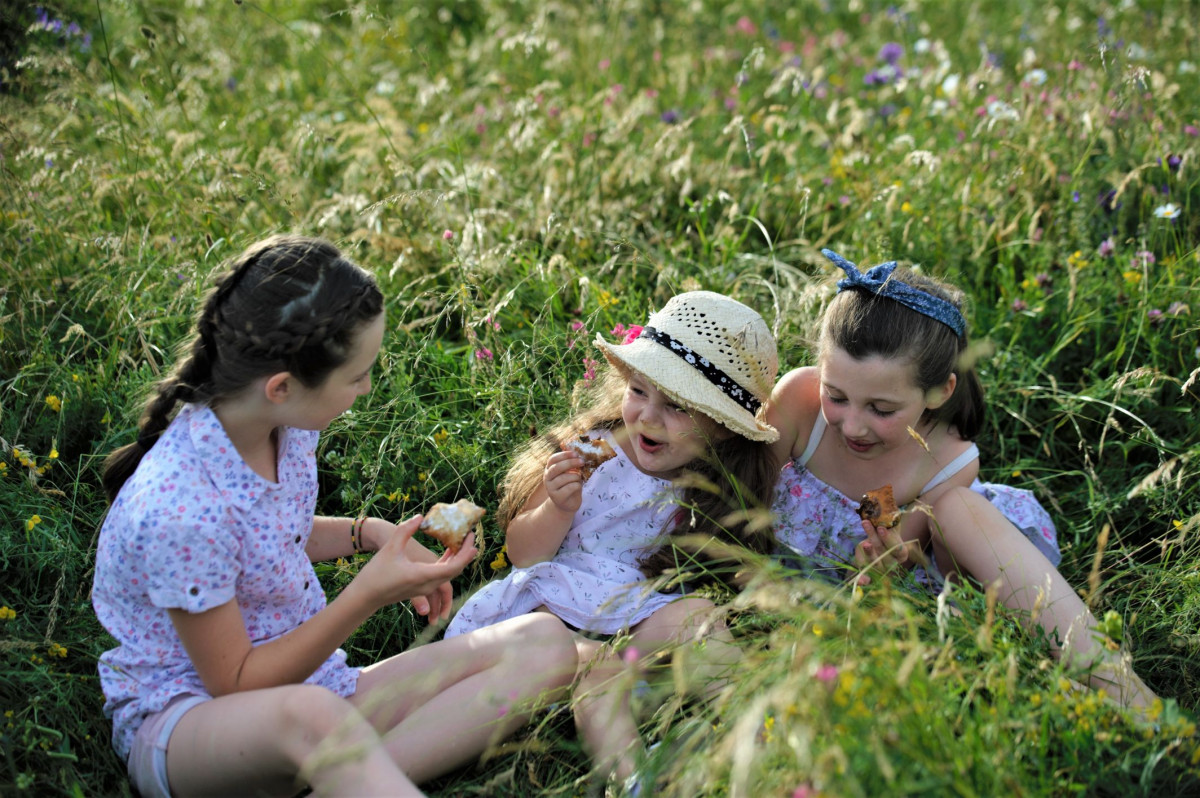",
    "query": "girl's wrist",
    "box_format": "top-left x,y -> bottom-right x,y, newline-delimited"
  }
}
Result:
355,516 -> 388,554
